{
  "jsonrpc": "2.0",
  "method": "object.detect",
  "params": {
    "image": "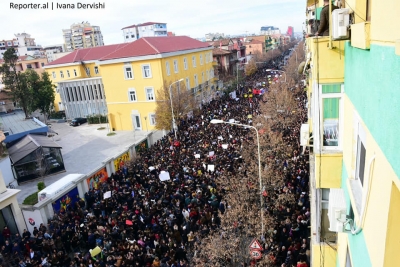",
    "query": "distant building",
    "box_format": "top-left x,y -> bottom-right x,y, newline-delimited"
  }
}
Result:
121,22 -> 168,42
0,33 -> 43,59
43,45 -> 72,63
62,22 -> 104,51
260,26 -> 281,35
245,39 -> 264,56
0,55 -> 48,113
205,33 -> 225,42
